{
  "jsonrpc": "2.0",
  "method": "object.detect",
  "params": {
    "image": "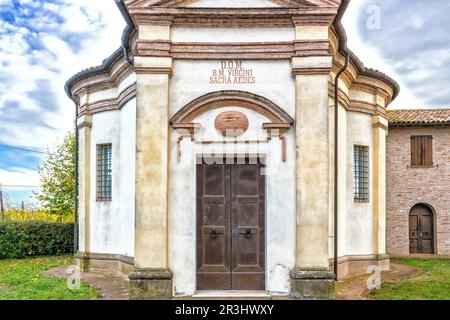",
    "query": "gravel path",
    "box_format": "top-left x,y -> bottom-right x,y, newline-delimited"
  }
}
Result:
336,263 -> 419,300
43,266 -> 129,300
